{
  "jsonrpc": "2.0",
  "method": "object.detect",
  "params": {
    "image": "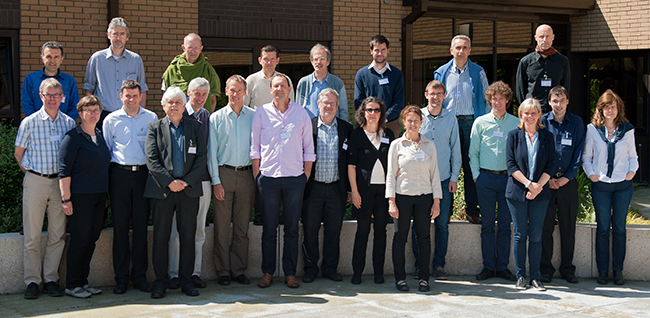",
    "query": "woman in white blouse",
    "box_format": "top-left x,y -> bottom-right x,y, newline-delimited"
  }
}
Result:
386,105 -> 441,292
583,89 -> 638,286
